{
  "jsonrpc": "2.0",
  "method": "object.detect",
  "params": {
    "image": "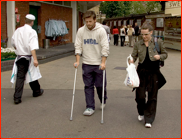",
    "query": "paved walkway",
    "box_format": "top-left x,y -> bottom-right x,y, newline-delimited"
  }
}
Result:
1,38 -> 181,138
